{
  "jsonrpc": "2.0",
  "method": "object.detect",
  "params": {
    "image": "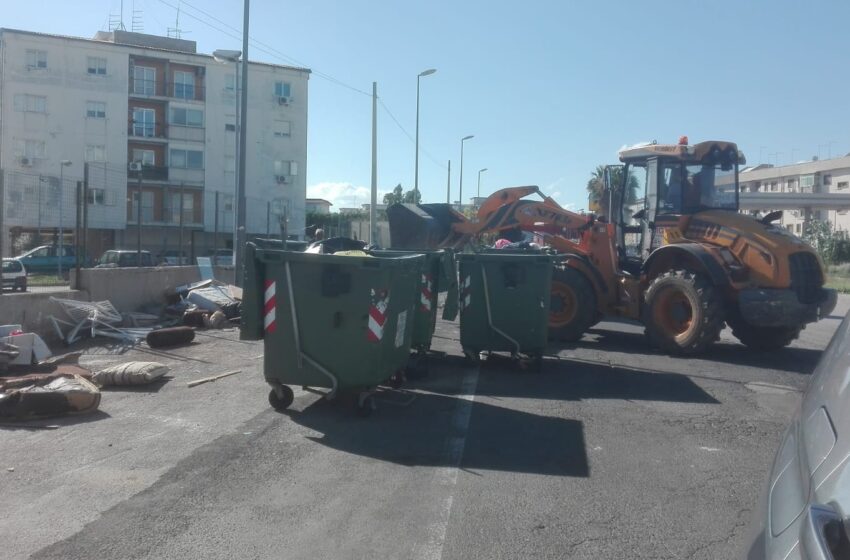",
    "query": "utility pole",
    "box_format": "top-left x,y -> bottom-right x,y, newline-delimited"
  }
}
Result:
234,0 -> 250,285
446,160 -> 451,204
178,182 -> 184,262
136,166 -> 143,267
214,191 -> 220,252
75,180 -> 82,278
82,163 -> 89,268
370,81 -> 377,245
0,170 -> 4,292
